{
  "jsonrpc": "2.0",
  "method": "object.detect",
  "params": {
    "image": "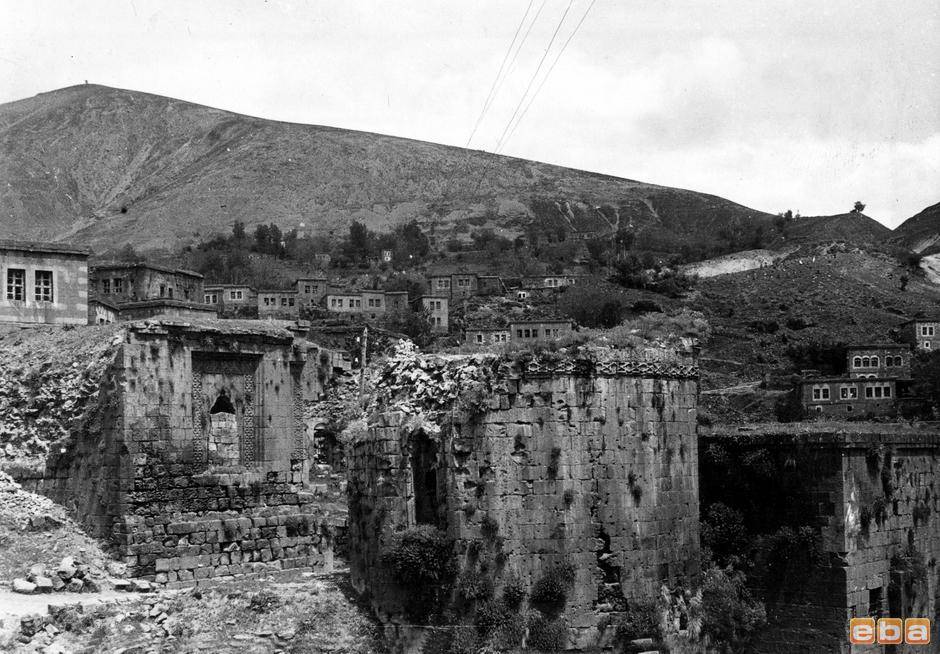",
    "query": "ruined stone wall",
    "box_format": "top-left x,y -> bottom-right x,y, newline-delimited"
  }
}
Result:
702,423 -> 940,654
41,320 -> 335,586
348,352 -> 700,650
